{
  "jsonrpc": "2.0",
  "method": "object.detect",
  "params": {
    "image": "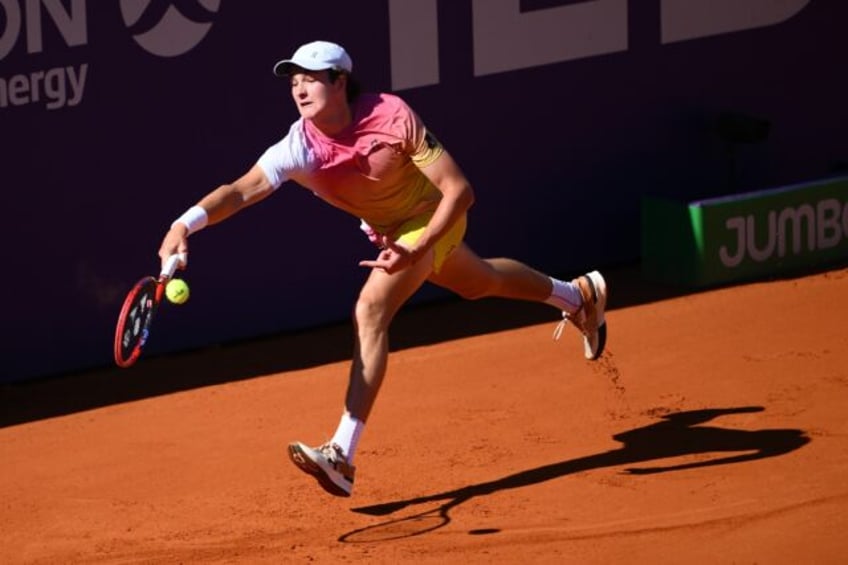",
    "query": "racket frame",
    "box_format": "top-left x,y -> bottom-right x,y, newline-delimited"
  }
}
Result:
113,254 -> 184,368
